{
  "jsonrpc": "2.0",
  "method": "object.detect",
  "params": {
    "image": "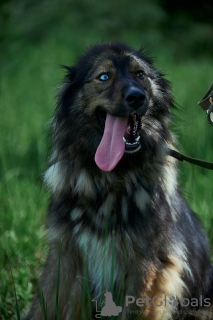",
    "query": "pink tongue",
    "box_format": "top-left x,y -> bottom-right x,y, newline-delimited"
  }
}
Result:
95,114 -> 127,172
